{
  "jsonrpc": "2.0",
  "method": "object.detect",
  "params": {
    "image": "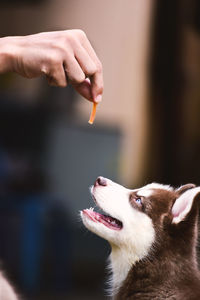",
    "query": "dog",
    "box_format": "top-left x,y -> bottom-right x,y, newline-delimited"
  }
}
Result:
81,176 -> 200,299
